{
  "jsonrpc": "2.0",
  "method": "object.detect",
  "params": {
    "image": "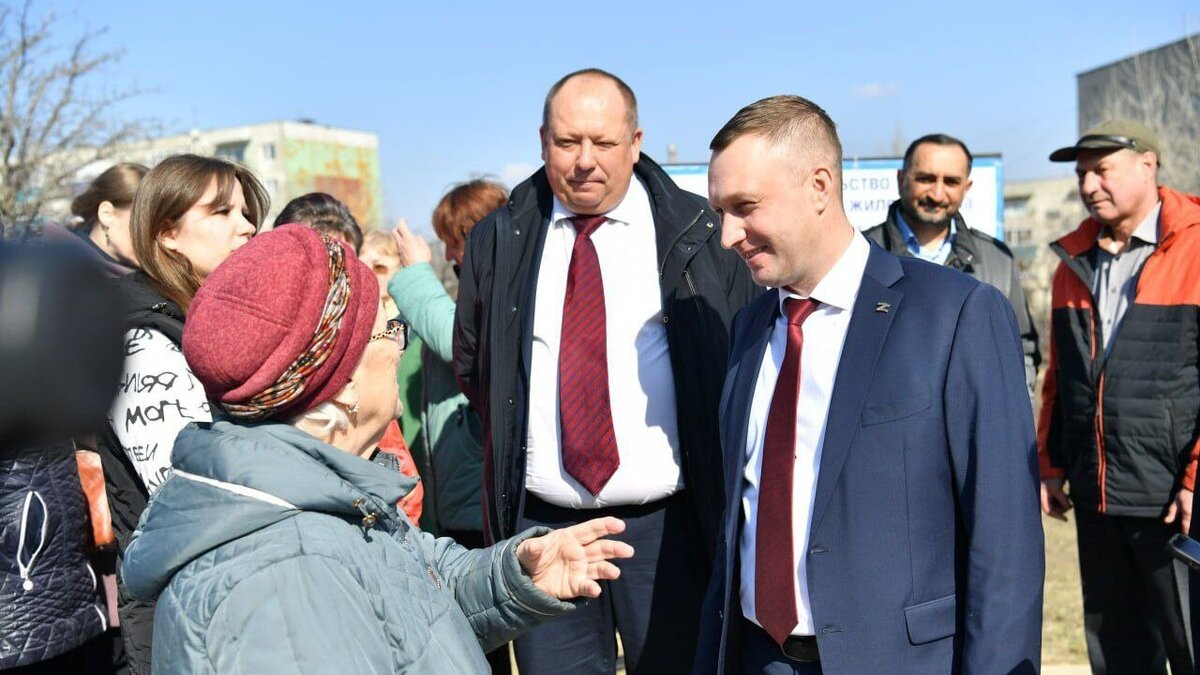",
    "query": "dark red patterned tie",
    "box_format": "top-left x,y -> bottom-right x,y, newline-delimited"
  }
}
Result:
756,297 -> 820,646
559,214 -> 620,495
